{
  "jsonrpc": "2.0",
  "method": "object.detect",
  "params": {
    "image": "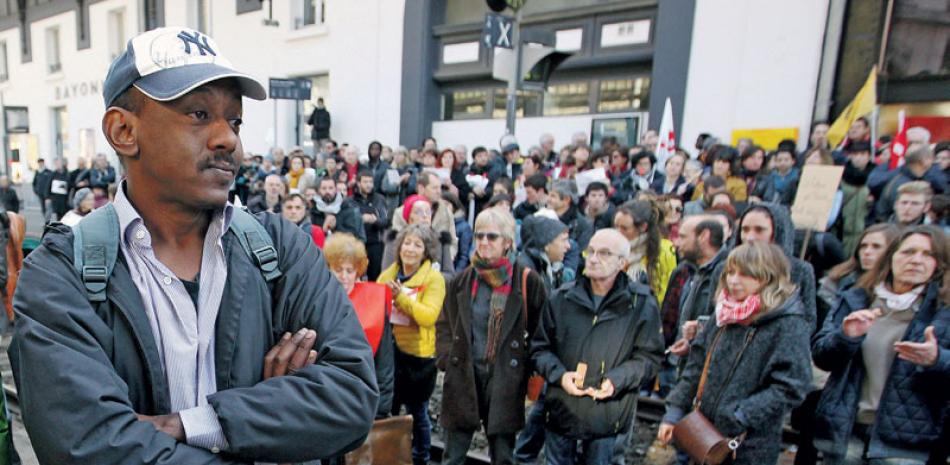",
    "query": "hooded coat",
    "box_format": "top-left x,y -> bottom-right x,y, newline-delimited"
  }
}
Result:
663,294 -> 812,465
707,202 -> 818,330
